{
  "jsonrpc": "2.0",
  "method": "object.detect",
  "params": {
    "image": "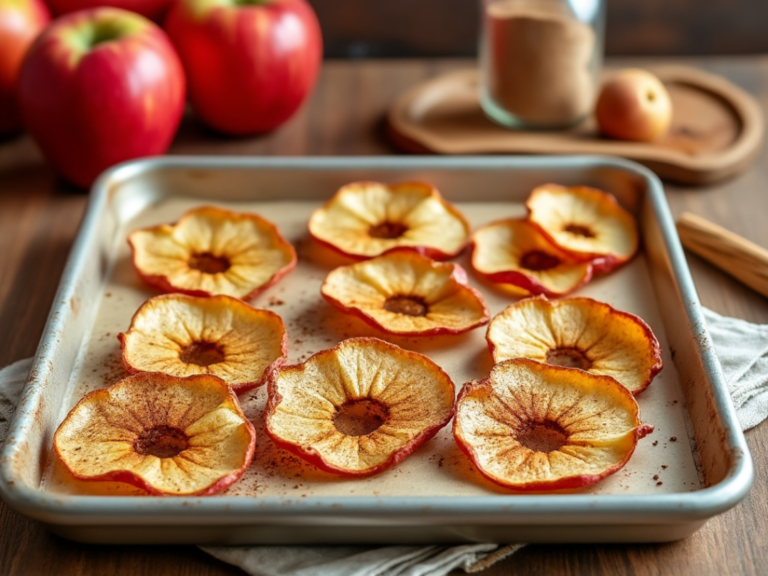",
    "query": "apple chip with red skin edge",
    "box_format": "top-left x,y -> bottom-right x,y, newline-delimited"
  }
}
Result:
119,294 -> 287,393
321,249 -> 489,336
487,296 -> 662,395
454,358 -> 654,491
265,337 -> 456,477
54,372 -> 256,496
308,181 -> 470,260
129,205 -> 296,300
471,219 -> 593,297
526,184 -> 639,274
